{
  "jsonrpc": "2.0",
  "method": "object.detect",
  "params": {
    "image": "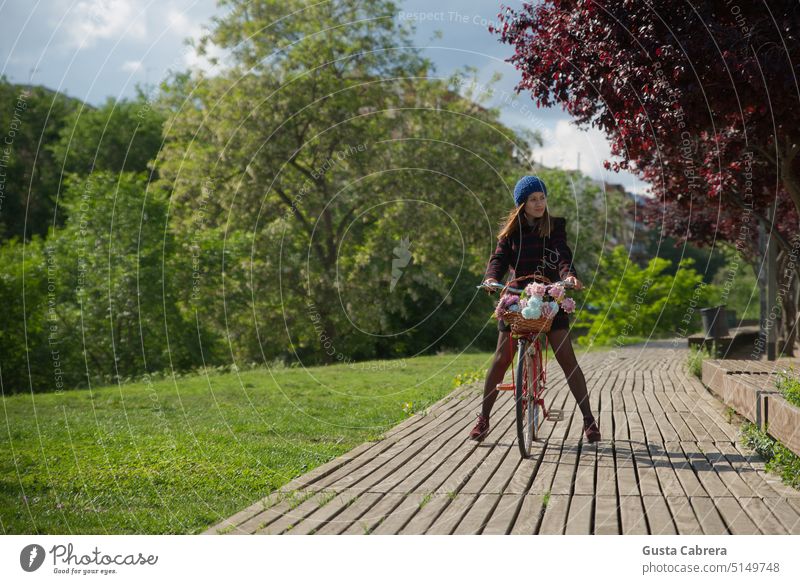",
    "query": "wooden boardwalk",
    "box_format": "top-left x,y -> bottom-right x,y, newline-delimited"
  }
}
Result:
204,341 -> 800,535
